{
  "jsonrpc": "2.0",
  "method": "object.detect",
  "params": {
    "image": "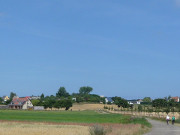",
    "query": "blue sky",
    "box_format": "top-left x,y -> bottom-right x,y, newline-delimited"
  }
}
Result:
0,0 -> 180,99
